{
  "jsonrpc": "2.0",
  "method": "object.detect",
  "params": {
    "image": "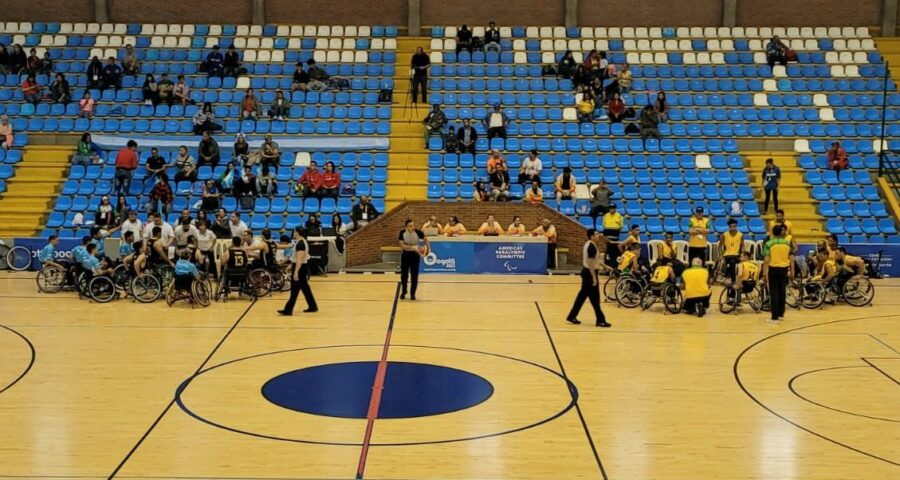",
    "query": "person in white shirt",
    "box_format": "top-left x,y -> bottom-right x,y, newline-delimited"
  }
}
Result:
142,212 -> 175,246
173,219 -> 200,249
482,104 -> 509,139
194,221 -> 217,276
229,212 -> 249,238
241,229 -> 269,265
120,209 -> 144,241
518,149 -> 543,185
